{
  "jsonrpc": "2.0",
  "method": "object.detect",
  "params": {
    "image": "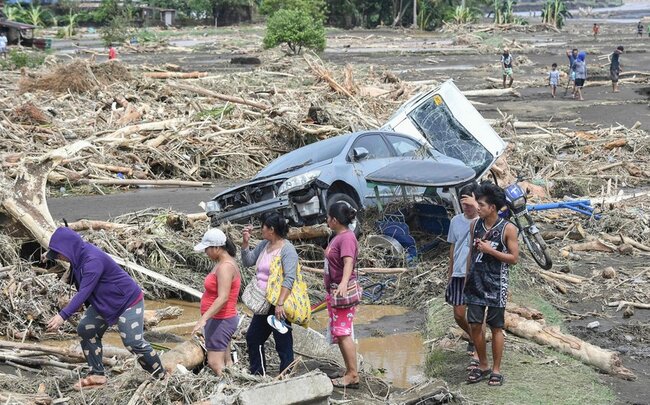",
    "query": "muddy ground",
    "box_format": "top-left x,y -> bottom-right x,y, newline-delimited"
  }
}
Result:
39,15 -> 650,405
